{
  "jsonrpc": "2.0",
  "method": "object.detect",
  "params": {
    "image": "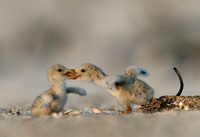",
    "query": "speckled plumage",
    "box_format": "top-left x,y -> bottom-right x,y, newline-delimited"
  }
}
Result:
66,63 -> 154,114
102,75 -> 154,113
